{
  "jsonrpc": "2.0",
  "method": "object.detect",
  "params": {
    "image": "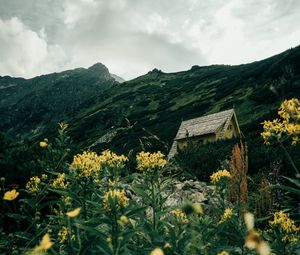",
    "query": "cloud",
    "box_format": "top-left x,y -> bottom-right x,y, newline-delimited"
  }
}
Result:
61,0 -> 208,79
0,17 -> 68,78
0,0 -> 299,79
